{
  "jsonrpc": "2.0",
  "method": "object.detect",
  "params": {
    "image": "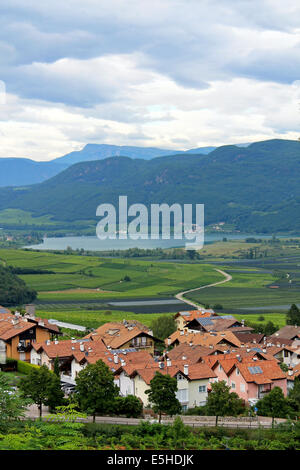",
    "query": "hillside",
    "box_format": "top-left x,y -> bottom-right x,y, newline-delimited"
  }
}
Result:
0,144 -> 215,187
0,158 -> 68,187
0,265 -> 37,306
0,139 -> 299,233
